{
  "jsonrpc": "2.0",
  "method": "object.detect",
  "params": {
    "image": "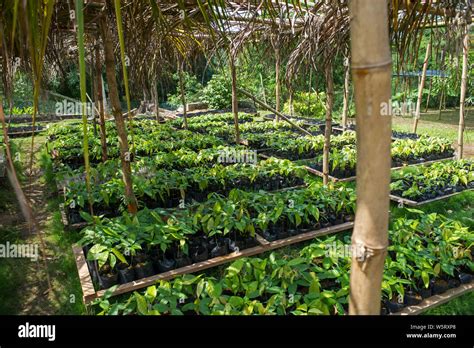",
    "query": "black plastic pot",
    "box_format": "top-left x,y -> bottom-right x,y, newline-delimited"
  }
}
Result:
117,264 -> 136,284
175,256 -> 192,268
459,272 -> 473,284
227,239 -> 242,253
155,258 -> 176,273
99,271 -> 118,289
404,291 -> 422,306
287,229 -> 299,237
431,279 -> 449,295
447,278 -> 460,289
386,300 -> 405,313
191,245 -> 208,263
262,230 -> 278,242
134,261 -> 155,279
210,241 -> 229,258
419,287 -> 432,299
